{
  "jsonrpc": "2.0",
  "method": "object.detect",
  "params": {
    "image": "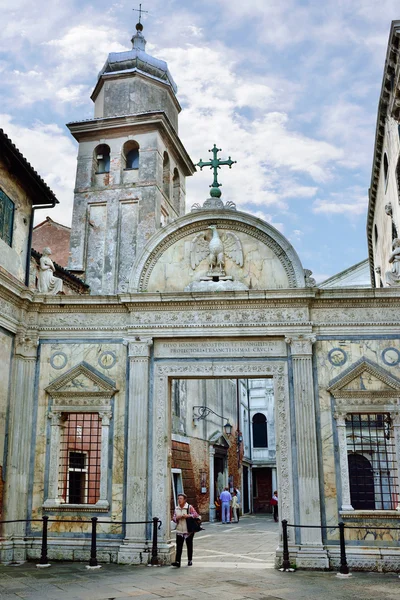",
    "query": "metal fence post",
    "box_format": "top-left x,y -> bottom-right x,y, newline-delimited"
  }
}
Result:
151,517 -> 159,566
281,520 -> 291,570
89,517 -> 98,567
338,522 -> 349,575
39,516 -> 49,565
